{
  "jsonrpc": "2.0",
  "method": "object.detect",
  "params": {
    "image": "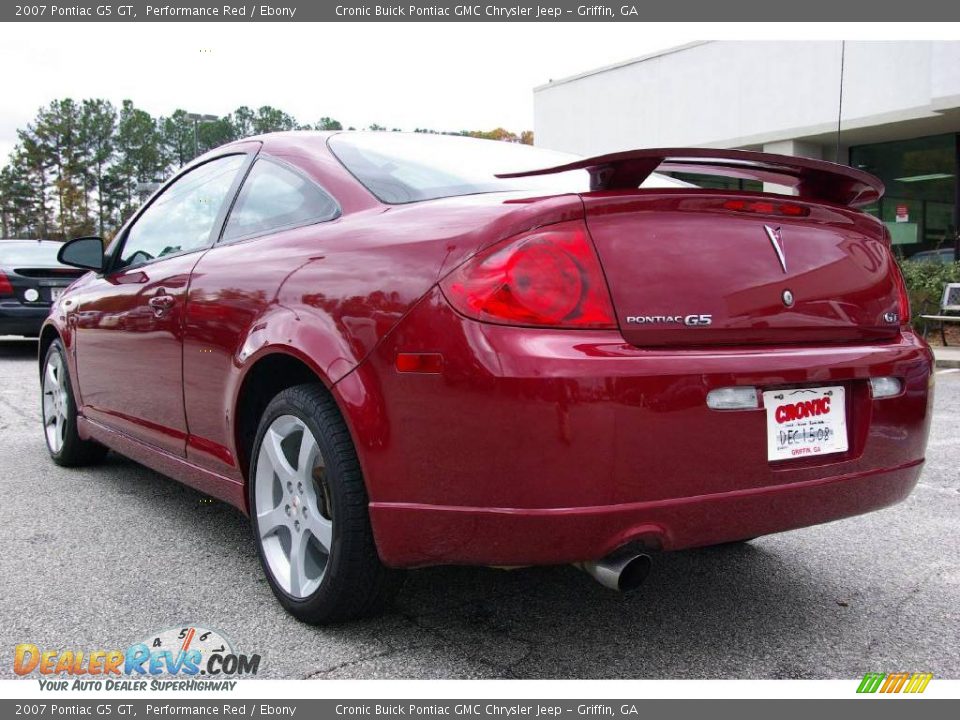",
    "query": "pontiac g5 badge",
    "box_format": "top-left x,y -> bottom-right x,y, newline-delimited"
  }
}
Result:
625,314 -> 713,326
